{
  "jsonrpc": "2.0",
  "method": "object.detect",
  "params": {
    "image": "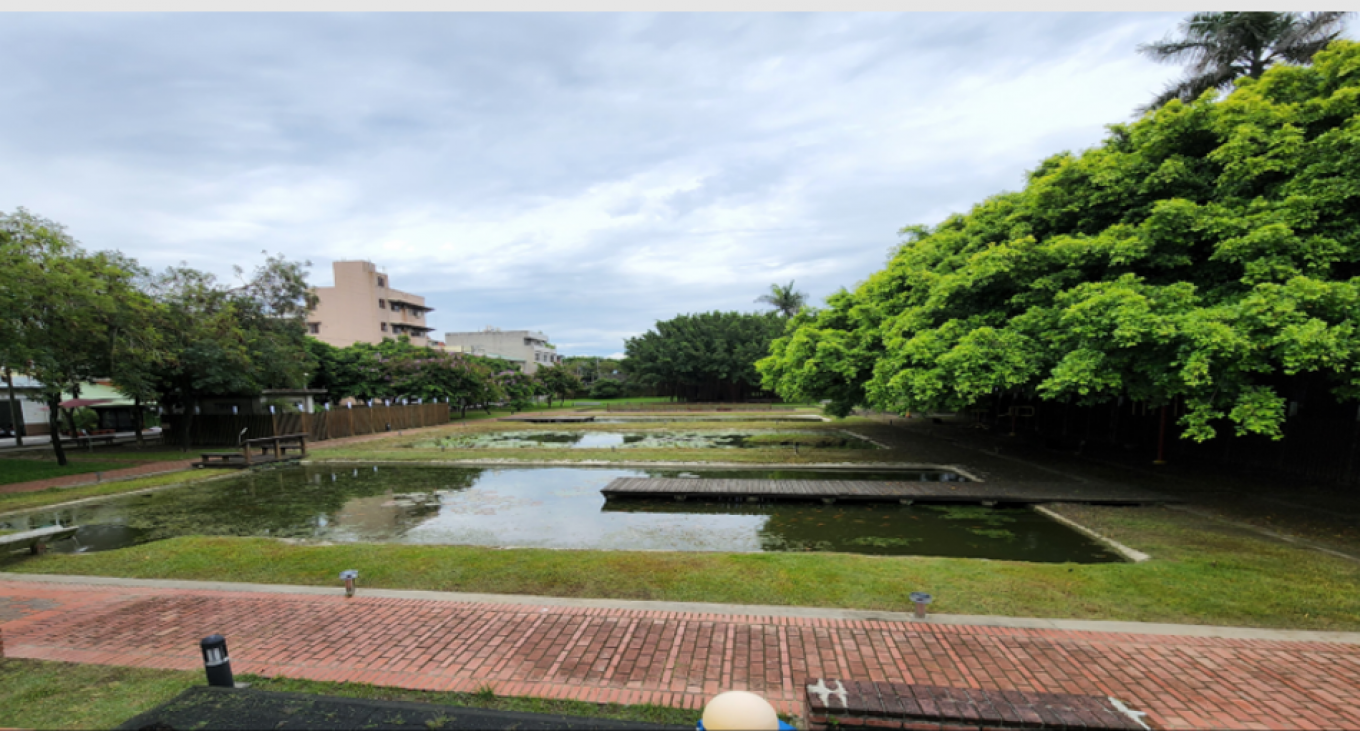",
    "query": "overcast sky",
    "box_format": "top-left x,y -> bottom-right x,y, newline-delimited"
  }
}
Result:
2,12 -> 1249,357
